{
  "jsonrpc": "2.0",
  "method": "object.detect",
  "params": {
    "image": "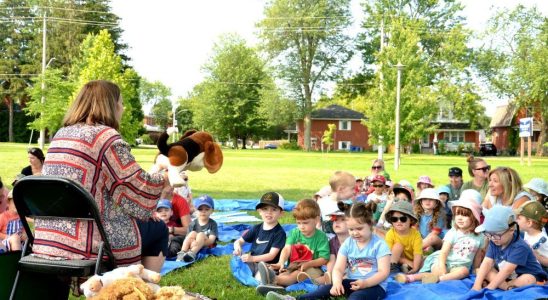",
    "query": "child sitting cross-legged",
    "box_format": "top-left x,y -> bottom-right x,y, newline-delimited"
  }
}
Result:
514,200 -> 548,272
256,199 -> 330,296
472,205 -> 547,291
415,188 -> 447,253
385,201 -> 423,274
395,189 -> 486,284
233,192 -> 286,280
0,190 -> 25,253
176,195 -> 218,263
266,201 -> 391,300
